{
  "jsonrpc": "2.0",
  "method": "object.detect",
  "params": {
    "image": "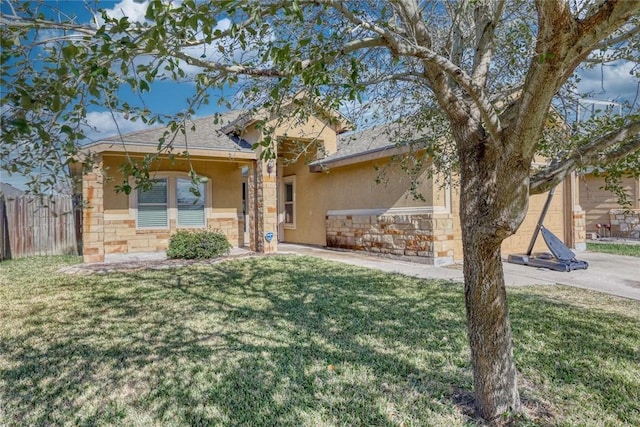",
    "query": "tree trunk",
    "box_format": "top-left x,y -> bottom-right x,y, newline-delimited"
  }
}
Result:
461,226 -> 521,420
456,129 -> 528,421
